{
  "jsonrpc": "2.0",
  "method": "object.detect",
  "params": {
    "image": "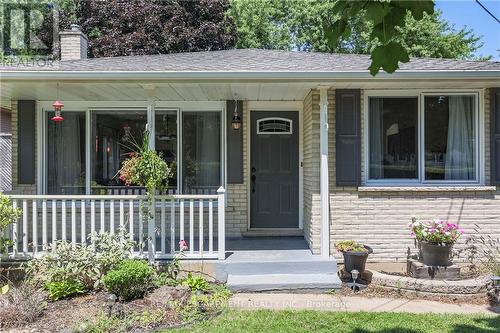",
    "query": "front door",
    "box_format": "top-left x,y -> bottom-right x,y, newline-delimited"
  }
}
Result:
250,111 -> 299,228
